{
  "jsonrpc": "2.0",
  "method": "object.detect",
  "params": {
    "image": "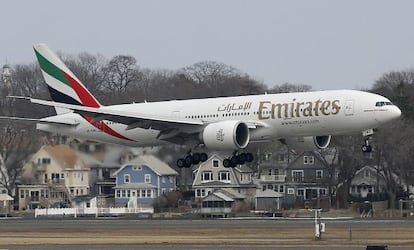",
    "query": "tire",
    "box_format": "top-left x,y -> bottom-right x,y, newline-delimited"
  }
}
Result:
176,158 -> 185,168
230,155 -> 238,167
223,159 -> 231,168
185,155 -> 193,166
200,153 -> 208,162
245,153 -> 254,162
192,153 -> 201,164
238,153 -> 247,164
